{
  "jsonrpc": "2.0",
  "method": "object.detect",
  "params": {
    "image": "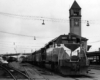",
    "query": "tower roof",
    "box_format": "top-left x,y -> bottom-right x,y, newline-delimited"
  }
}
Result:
70,1 -> 81,10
